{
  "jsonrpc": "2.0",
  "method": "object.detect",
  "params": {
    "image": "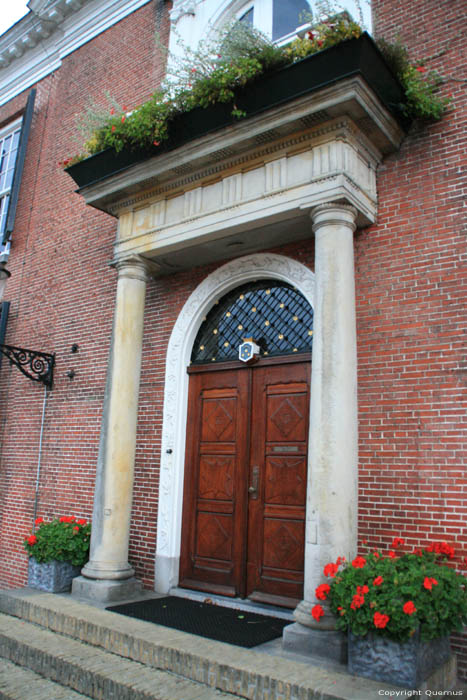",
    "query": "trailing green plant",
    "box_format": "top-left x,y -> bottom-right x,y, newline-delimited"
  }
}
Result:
63,11 -> 451,166
24,516 -> 91,567
376,38 -> 451,120
311,538 -> 467,643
